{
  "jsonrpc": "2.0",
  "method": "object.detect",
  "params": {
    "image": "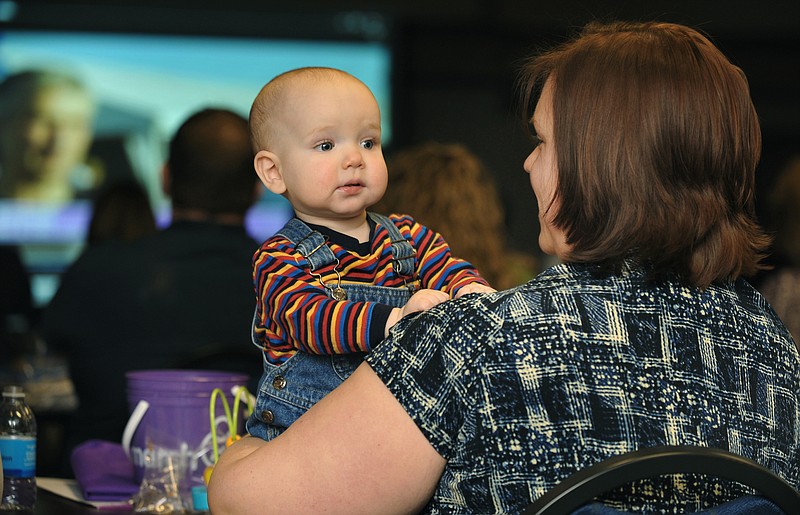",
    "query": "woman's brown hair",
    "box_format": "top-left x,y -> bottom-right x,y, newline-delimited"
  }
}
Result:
518,21 -> 770,288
